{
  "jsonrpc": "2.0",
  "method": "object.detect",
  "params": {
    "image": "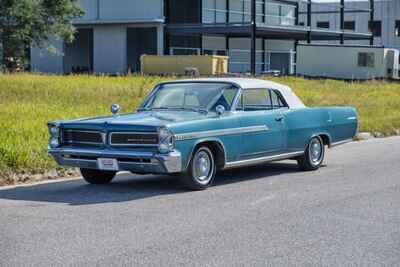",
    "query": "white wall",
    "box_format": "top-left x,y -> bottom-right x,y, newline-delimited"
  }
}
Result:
92,24 -> 163,74
76,0 -> 98,21
93,25 -> 127,74
31,37 -> 64,73
297,45 -> 387,79
99,0 -> 163,21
